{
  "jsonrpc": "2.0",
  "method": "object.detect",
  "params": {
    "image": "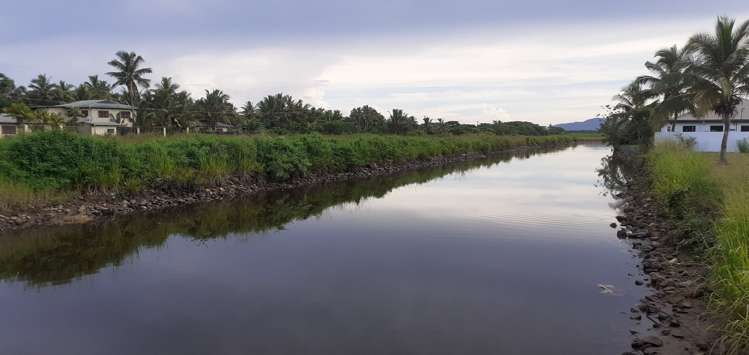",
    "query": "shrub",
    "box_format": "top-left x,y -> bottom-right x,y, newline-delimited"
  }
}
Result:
737,139 -> 749,153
